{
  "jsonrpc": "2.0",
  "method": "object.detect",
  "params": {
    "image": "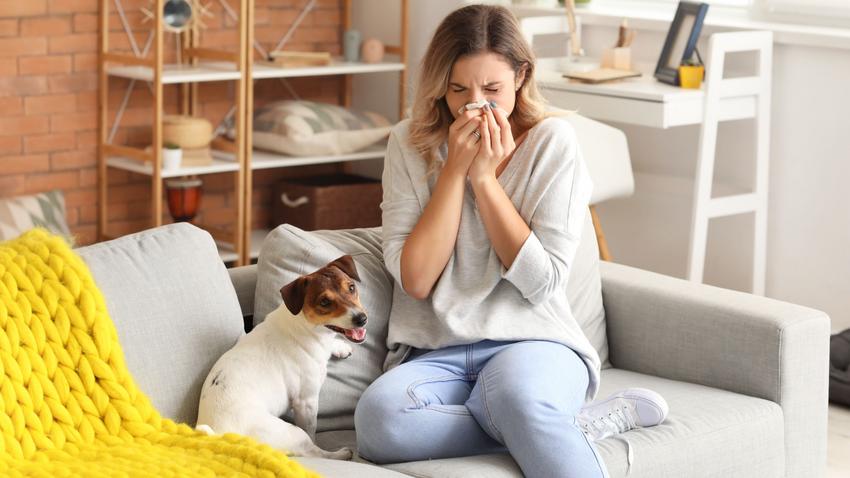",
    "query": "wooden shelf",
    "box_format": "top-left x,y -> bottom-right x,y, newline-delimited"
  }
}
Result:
252,58 -> 405,79
107,62 -> 242,83
217,228 -> 269,262
106,144 -> 386,177
106,150 -> 240,177
106,59 -> 405,84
